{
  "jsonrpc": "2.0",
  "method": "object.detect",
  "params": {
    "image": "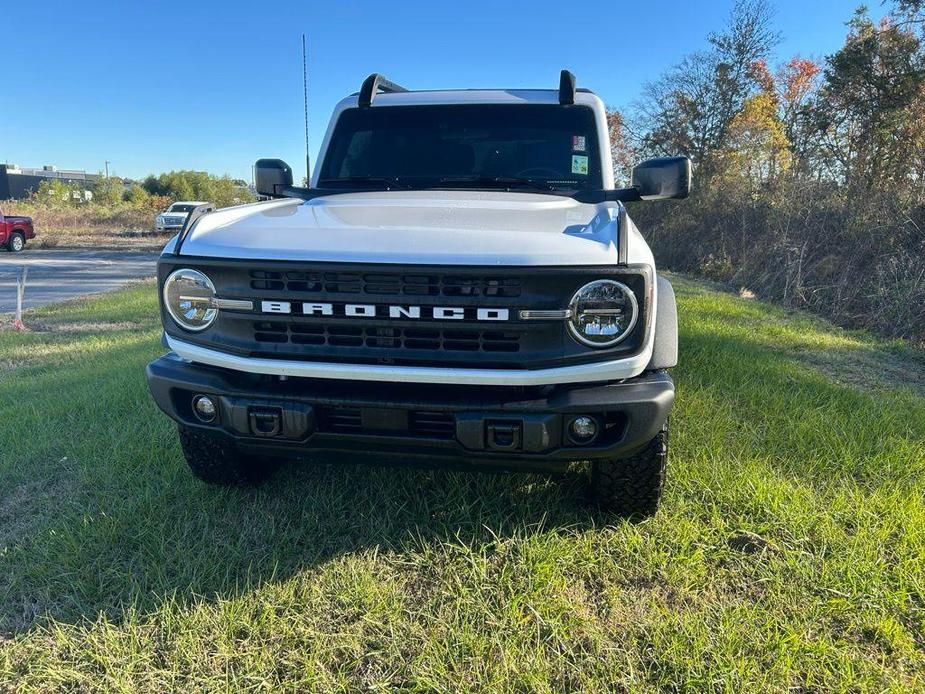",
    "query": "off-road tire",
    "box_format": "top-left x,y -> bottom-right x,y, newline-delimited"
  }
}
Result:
178,425 -> 280,486
8,233 -> 25,252
588,422 -> 668,517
